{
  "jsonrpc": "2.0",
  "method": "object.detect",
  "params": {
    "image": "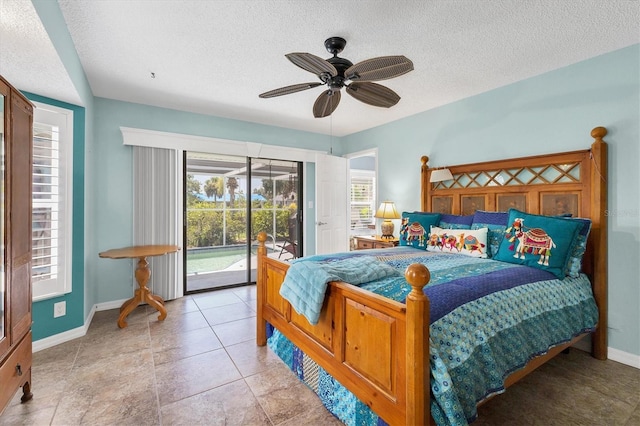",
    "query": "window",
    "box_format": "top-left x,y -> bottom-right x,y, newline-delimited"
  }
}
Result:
32,102 -> 73,301
349,170 -> 376,233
